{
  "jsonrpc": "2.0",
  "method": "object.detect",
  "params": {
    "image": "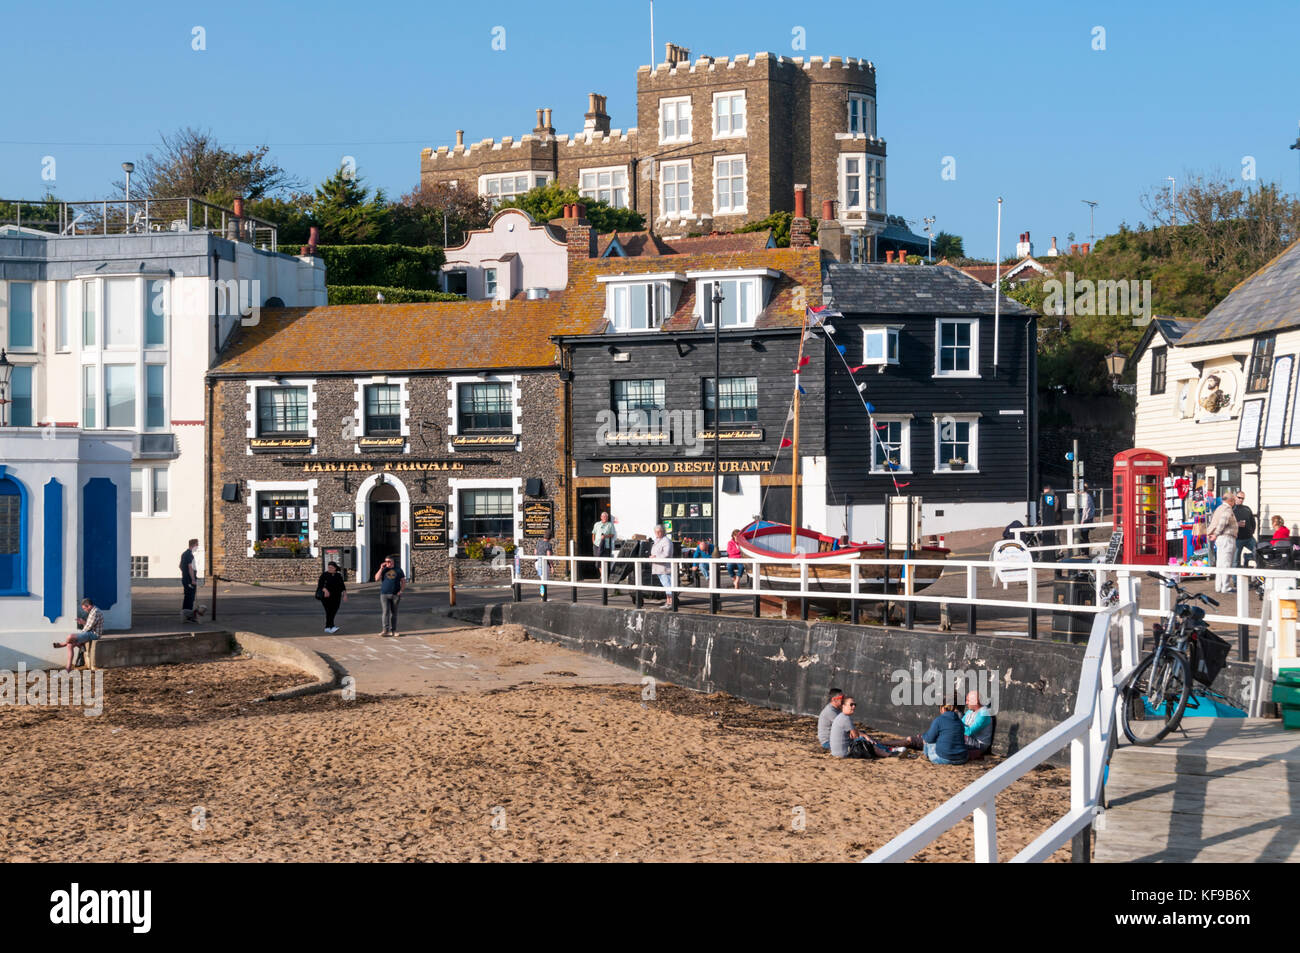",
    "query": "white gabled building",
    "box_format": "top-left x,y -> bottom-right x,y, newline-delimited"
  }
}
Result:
1132,239 -> 1300,535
